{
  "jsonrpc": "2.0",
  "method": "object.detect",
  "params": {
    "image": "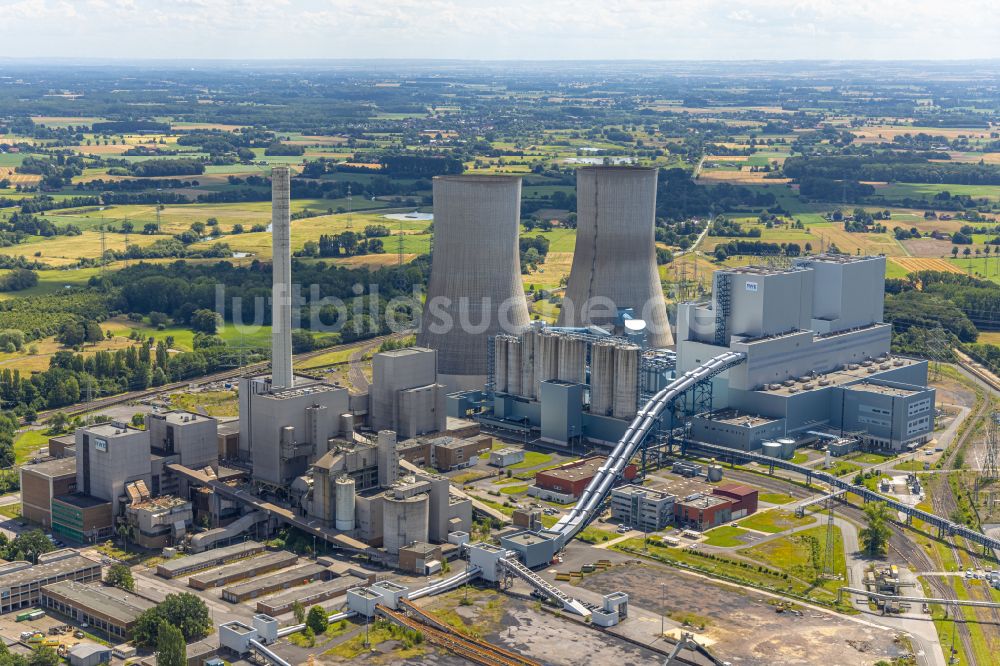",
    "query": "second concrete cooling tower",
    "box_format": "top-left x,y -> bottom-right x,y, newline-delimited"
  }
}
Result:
417,175 -> 530,390
558,166 -> 673,348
